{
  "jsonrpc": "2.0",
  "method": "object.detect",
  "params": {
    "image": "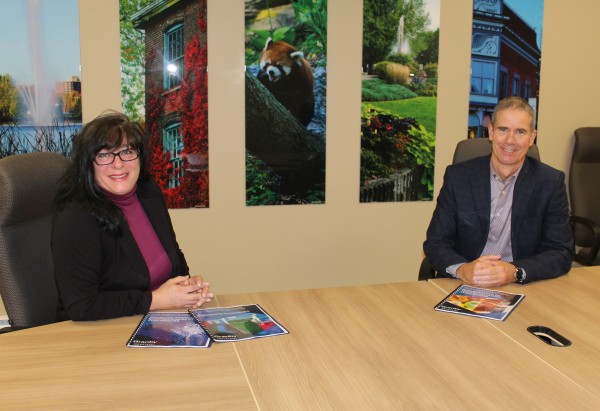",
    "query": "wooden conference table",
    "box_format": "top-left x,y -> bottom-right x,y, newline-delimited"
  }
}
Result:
430,265 -> 600,401
1,267 -> 599,410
